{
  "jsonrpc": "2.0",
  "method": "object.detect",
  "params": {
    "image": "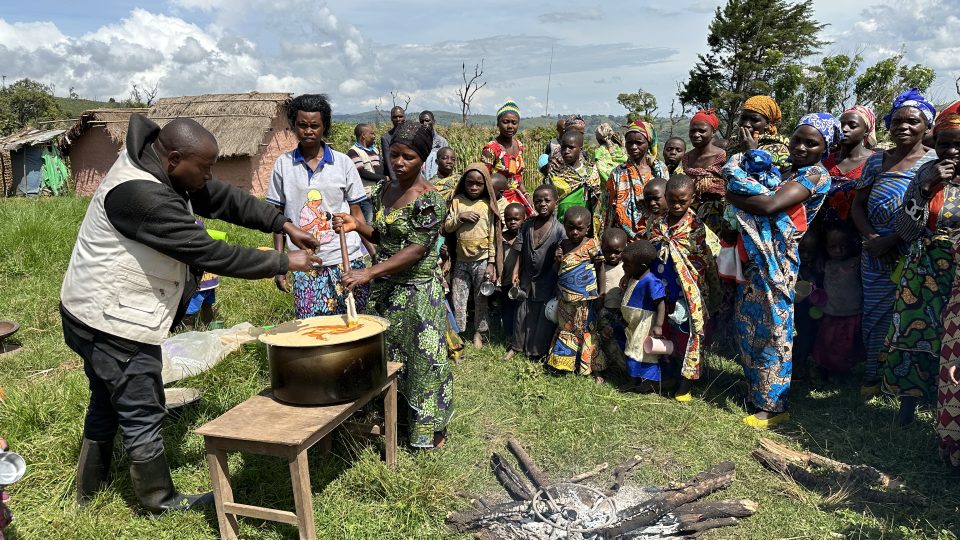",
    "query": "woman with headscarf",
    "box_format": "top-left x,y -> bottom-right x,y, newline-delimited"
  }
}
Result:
335,121 -> 452,449
852,88 -> 937,398
880,101 -> 960,432
820,105 -> 877,227
606,120 -> 670,239
682,109 -> 728,235
724,113 -> 837,428
728,95 -> 790,169
594,122 -> 627,183
482,100 -> 526,194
